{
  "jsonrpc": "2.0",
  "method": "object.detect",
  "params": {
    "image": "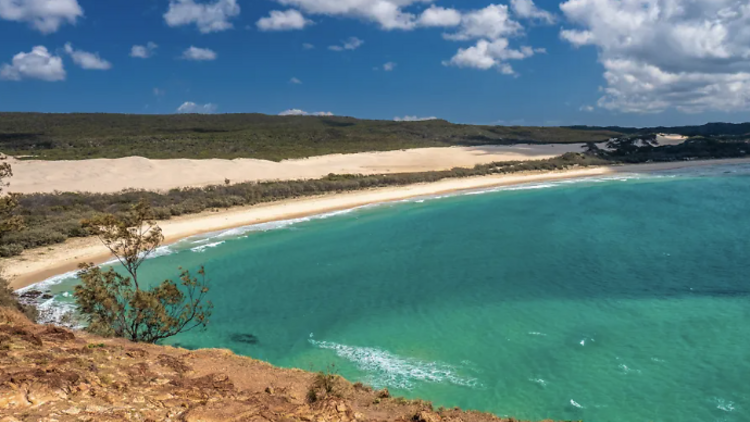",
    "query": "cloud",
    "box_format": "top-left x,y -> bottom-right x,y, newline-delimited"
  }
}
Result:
0,0 -> 83,33
176,102 -> 217,113
417,6 -> 461,27
279,109 -> 333,116
559,0 -> 750,113
444,4 -> 521,41
257,9 -> 311,31
383,62 -> 397,71
394,115 -> 438,121
290,77 -> 302,84
154,87 -> 165,96
579,105 -> 594,112
164,0 -> 240,33
275,0 -> 432,30
63,43 -> 112,70
0,46 -> 65,81
510,0 -> 554,24
131,42 -> 158,59
181,46 -> 217,61
559,29 -> 594,46
443,39 -> 539,74
328,37 -> 364,51
302,43 -> 315,49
